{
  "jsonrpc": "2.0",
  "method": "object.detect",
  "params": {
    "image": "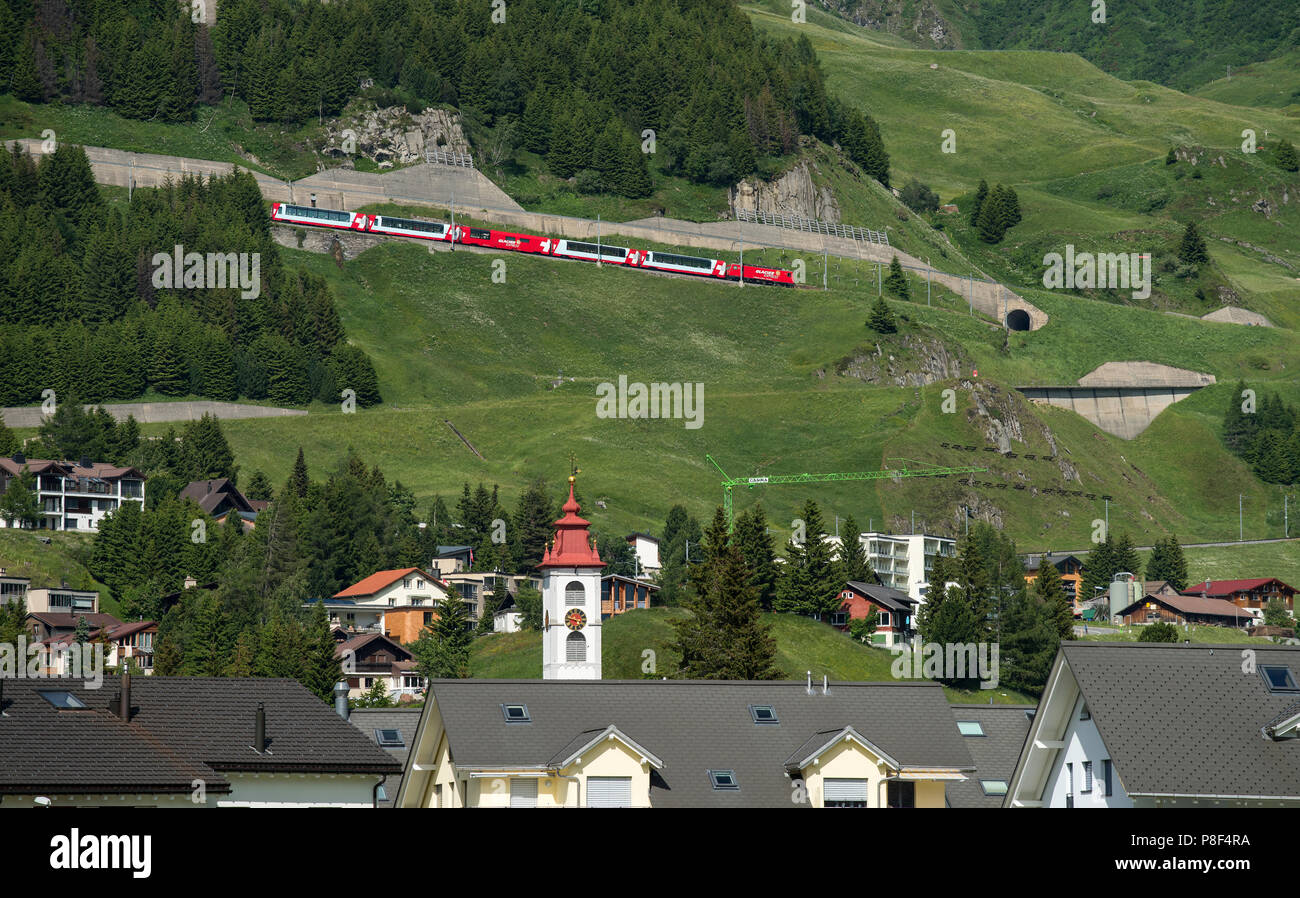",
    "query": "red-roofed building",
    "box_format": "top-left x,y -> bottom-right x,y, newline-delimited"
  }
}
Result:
541,477 -> 604,680
1180,578 -> 1295,614
308,568 -> 450,638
